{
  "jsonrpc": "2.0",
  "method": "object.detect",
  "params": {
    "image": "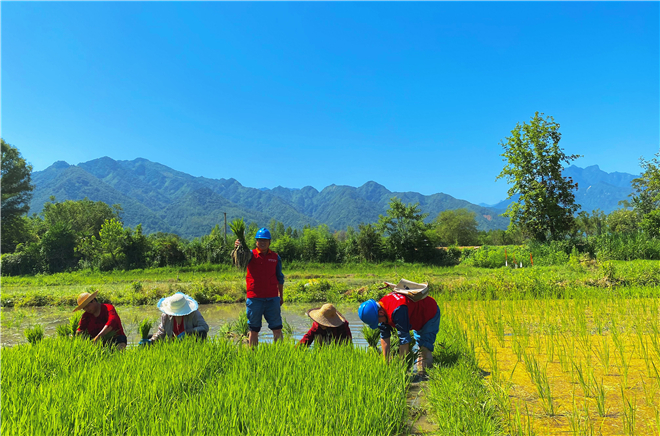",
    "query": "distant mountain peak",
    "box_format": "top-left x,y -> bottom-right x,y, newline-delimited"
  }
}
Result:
50,161 -> 70,169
